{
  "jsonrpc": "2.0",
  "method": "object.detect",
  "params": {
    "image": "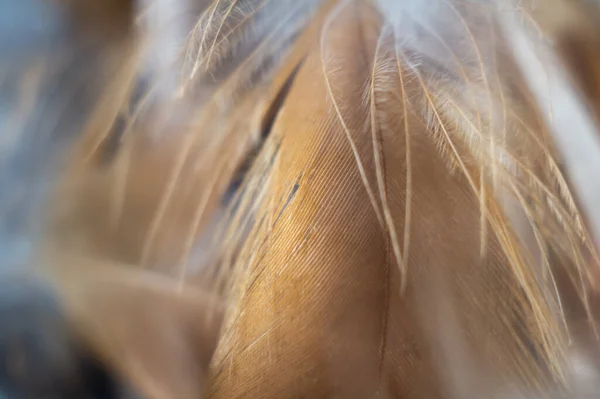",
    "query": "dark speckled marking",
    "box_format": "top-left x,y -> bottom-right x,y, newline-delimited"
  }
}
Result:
273,173 -> 302,227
